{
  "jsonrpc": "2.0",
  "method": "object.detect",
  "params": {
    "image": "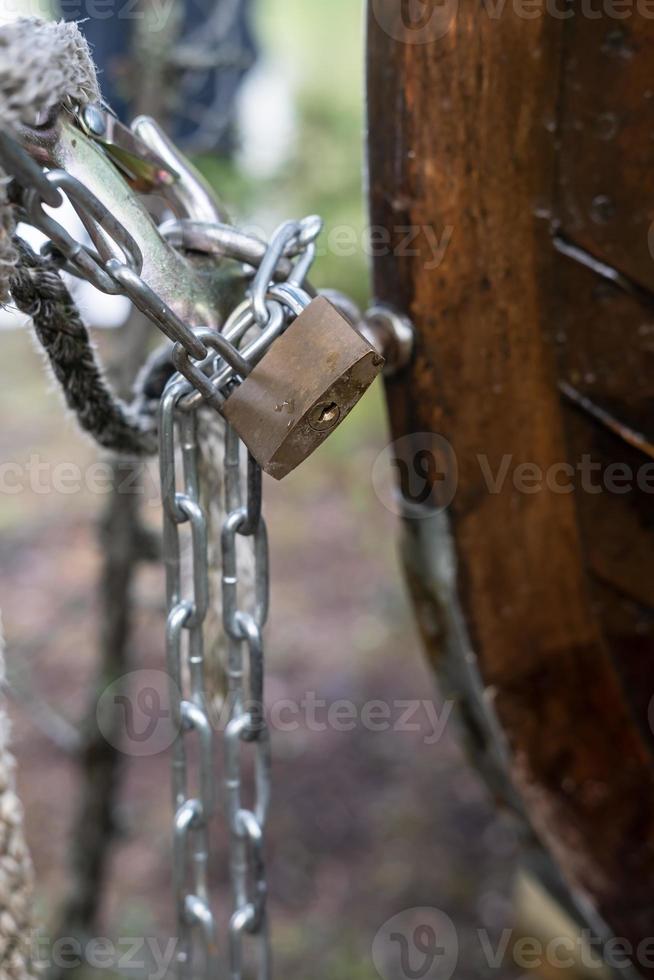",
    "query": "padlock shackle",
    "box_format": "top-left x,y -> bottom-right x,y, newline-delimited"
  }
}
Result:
251,217 -> 322,326
267,282 -> 312,319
